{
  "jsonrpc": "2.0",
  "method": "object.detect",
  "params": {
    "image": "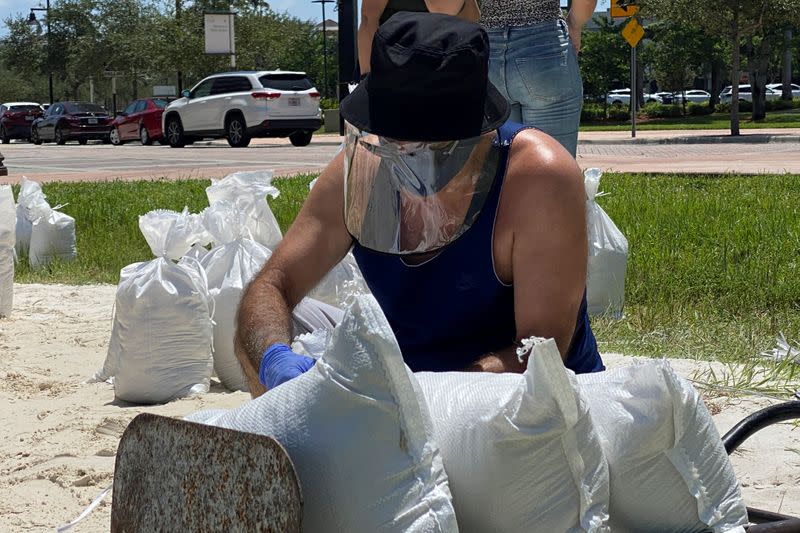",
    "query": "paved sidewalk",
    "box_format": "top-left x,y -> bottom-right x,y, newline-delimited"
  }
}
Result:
1,128 -> 798,184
